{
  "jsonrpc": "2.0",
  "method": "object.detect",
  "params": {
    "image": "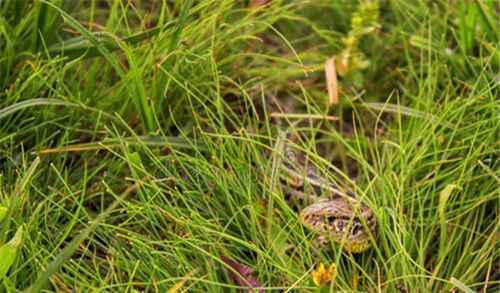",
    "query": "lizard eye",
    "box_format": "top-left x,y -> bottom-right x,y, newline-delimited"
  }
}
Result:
325,215 -> 344,231
326,215 -> 337,224
352,222 -> 363,236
